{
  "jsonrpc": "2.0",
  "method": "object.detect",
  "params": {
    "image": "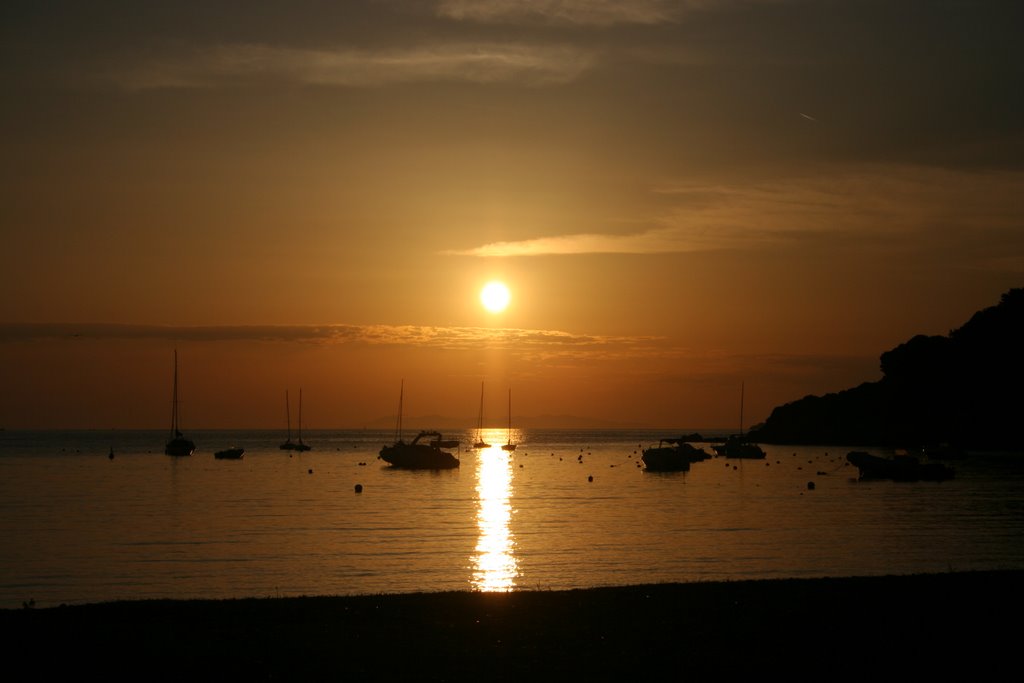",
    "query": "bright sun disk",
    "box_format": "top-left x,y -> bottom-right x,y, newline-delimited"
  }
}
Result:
480,281 -> 511,313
